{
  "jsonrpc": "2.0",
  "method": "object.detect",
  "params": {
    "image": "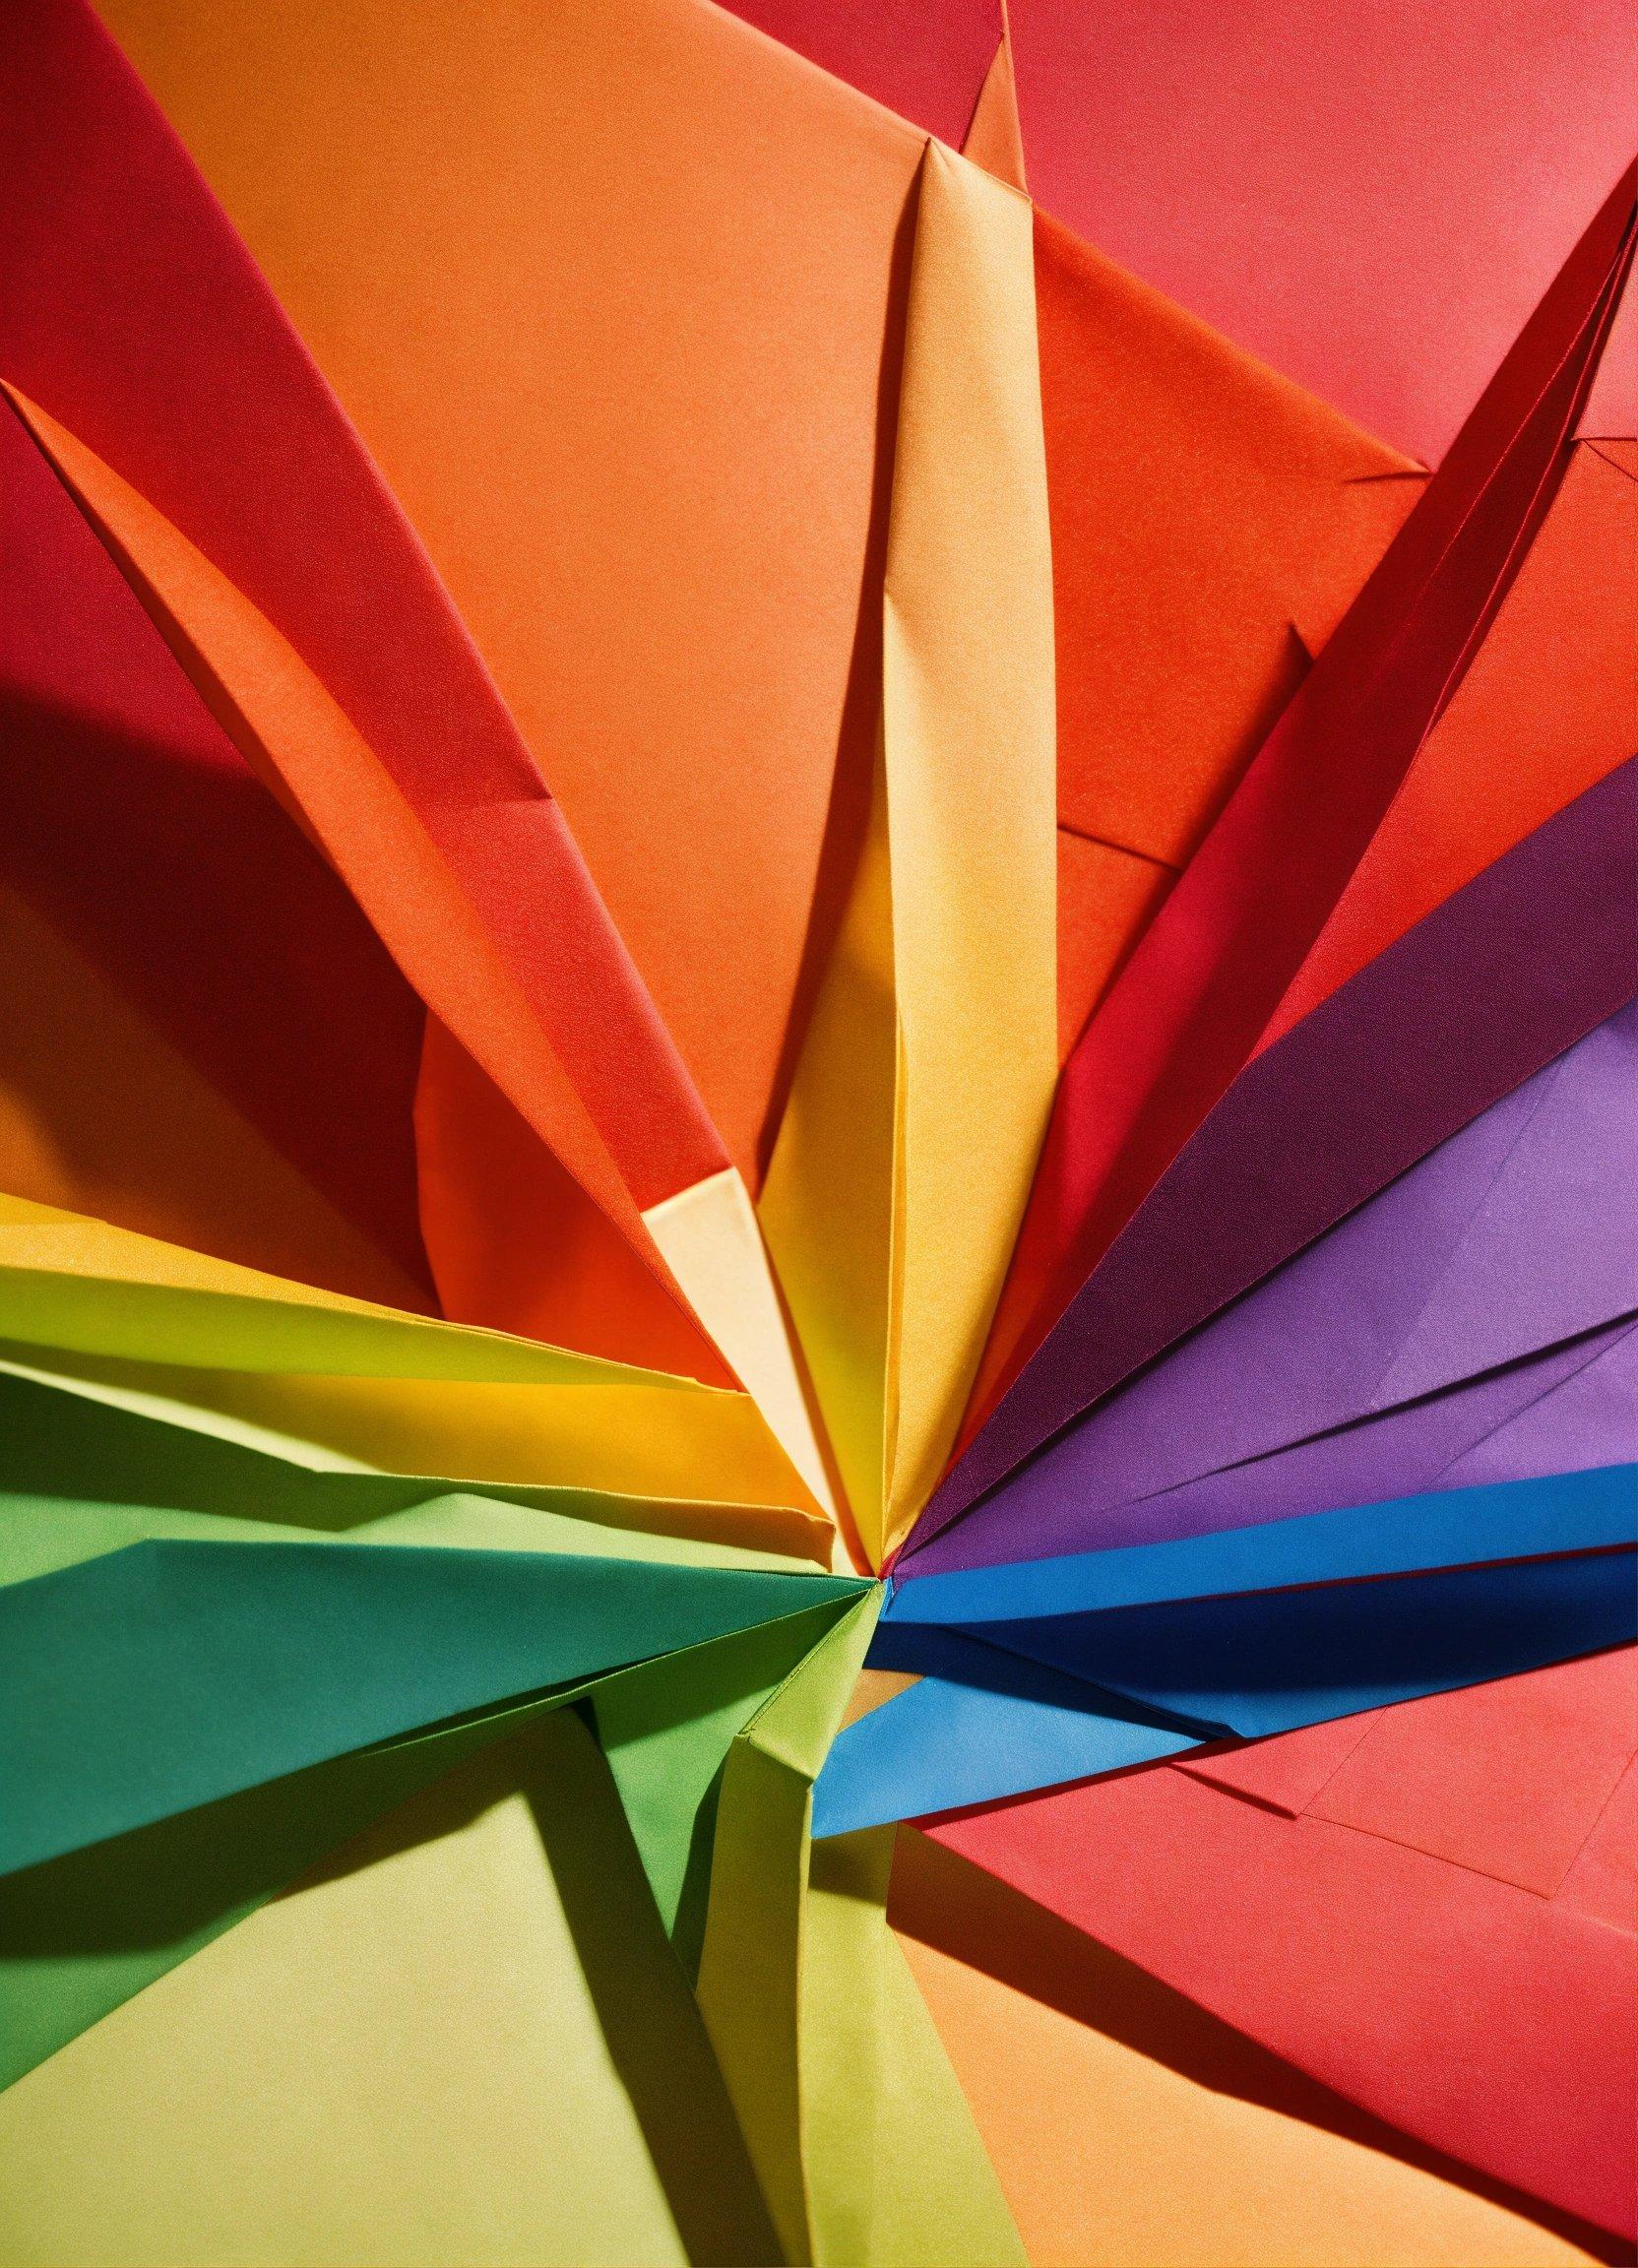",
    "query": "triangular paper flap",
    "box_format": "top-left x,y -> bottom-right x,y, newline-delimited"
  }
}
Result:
0,1538 -> 867,1873
0,1713 -> 778,2265
961,23 -> 1028,192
